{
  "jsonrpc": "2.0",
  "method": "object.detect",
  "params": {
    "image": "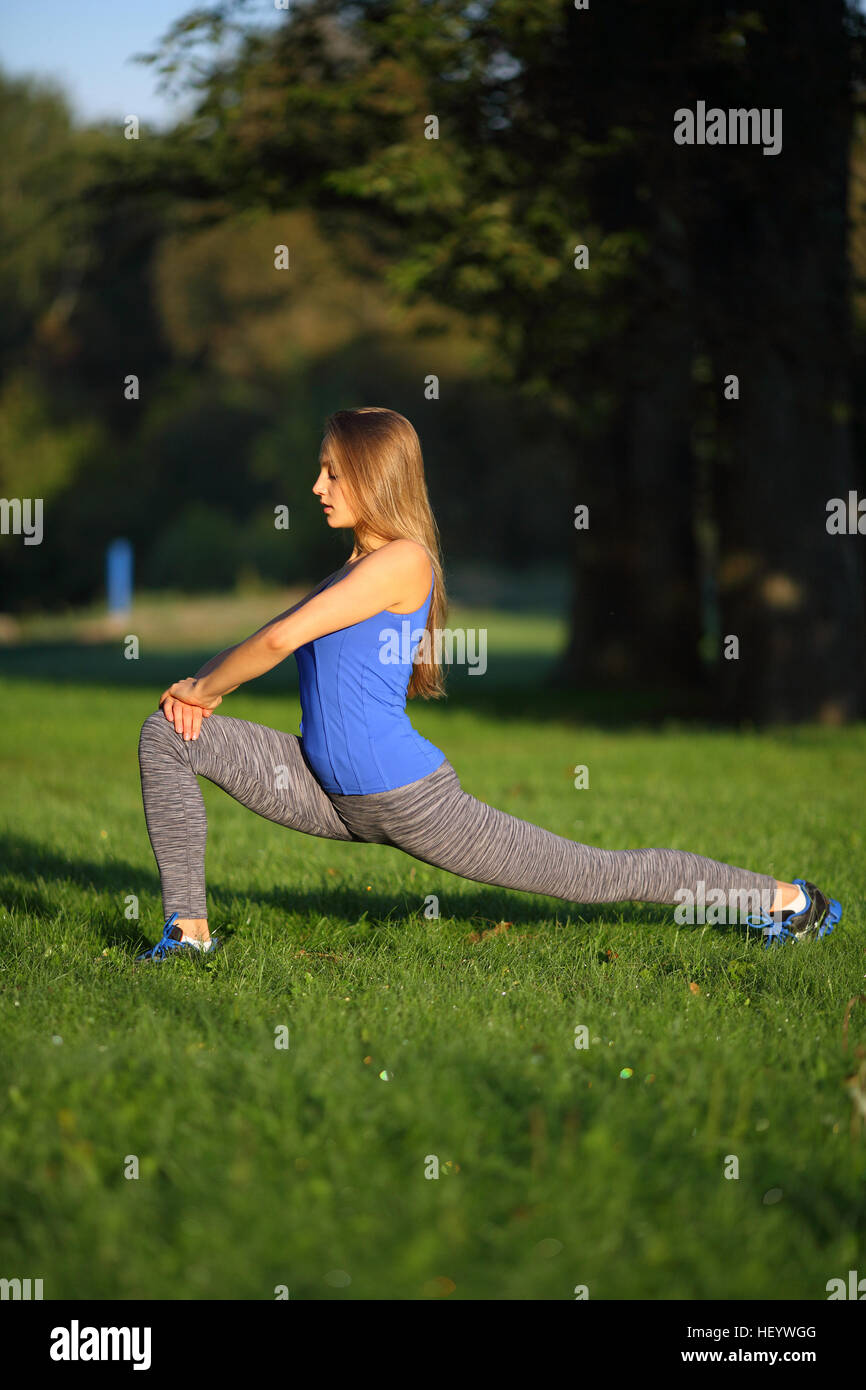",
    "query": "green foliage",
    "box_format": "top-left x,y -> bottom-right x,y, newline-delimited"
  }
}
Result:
0,372 -> 105,499
0,72 -> 80,366
142,503 -> 242,591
